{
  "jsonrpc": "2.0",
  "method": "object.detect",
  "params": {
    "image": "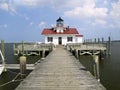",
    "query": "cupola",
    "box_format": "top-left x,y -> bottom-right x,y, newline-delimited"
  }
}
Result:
56,17 -> 64,27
